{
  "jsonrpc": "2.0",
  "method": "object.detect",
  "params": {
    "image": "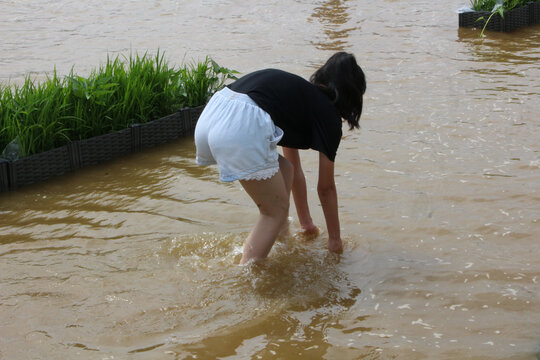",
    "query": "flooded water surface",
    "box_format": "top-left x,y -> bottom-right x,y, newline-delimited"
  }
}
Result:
1,0 -> 539,359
